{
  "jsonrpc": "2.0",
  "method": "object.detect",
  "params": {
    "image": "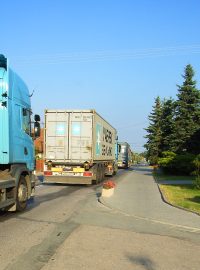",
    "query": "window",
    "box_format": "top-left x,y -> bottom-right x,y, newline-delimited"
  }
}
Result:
121,145 -> 126,154
22,108 -> 31,135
